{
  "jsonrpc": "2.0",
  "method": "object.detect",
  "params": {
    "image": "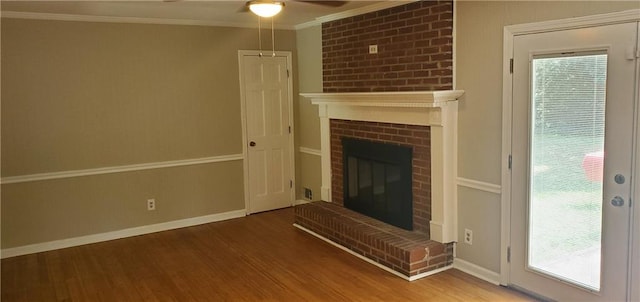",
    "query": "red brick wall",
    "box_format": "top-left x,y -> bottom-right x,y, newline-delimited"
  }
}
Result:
330,119 -> 431,234
322,0 -> 453,92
